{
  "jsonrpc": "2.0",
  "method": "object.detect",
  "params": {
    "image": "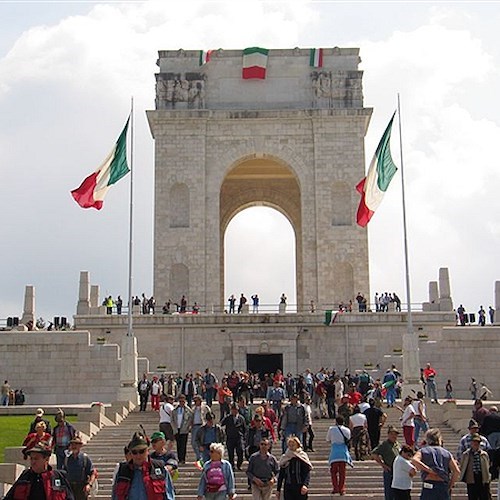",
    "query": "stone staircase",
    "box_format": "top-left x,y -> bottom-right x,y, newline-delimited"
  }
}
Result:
83,402 -> 497,499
